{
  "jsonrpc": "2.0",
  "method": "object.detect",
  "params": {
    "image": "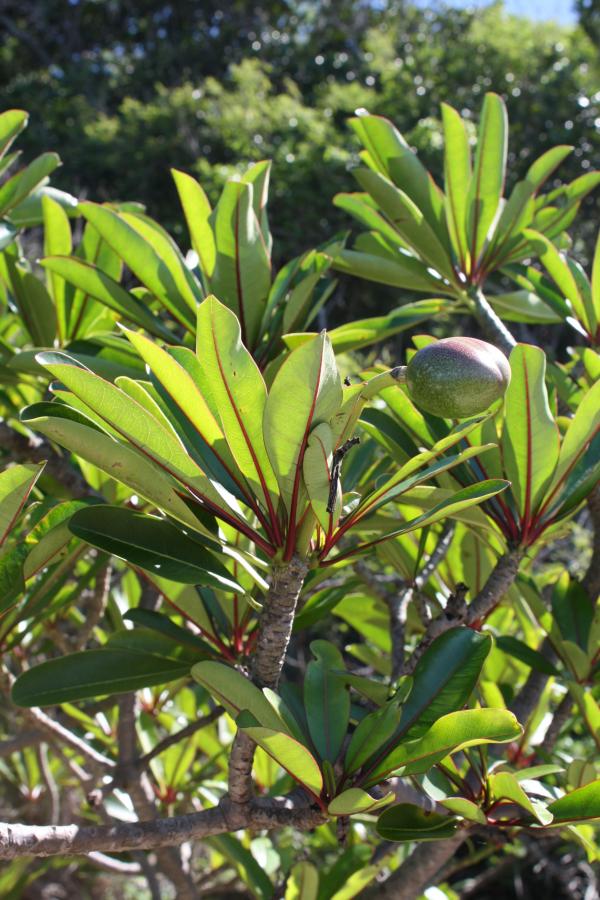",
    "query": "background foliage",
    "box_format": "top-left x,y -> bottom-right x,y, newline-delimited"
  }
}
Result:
3,0 -> 600,275
0,2 -> 599,899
